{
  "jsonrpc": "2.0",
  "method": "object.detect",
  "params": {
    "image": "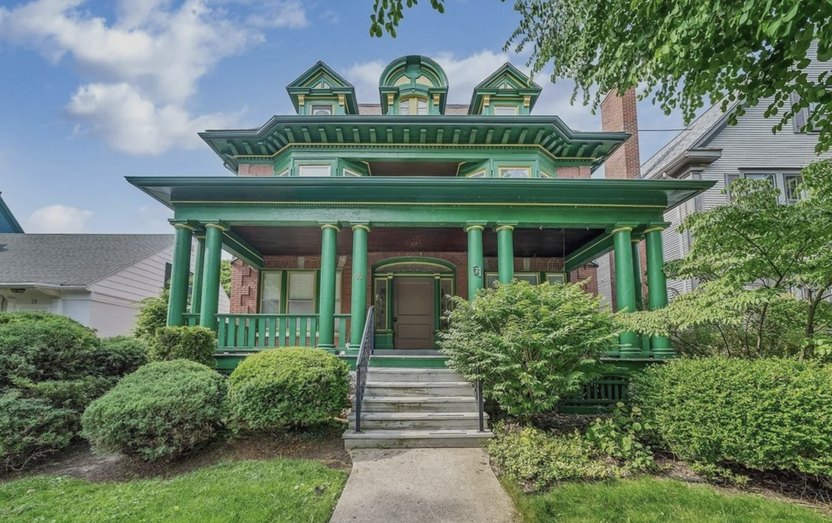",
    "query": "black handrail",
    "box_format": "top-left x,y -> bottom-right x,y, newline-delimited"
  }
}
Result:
354,306 -> 374,433
475,365 -> 485,432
